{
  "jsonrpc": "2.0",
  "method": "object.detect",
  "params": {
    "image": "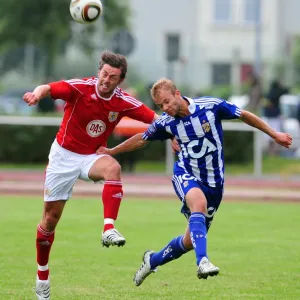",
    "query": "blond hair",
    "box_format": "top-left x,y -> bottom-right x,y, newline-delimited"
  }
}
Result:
150,78 -> 177,100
